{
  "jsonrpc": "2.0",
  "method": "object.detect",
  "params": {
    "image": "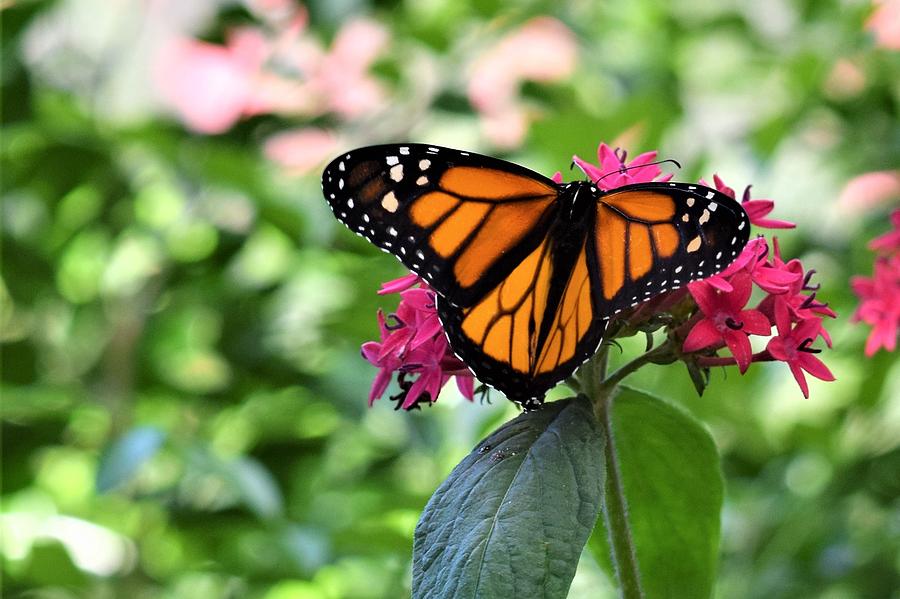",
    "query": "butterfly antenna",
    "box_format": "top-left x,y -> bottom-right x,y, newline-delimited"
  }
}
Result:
593,158 -> 682,184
